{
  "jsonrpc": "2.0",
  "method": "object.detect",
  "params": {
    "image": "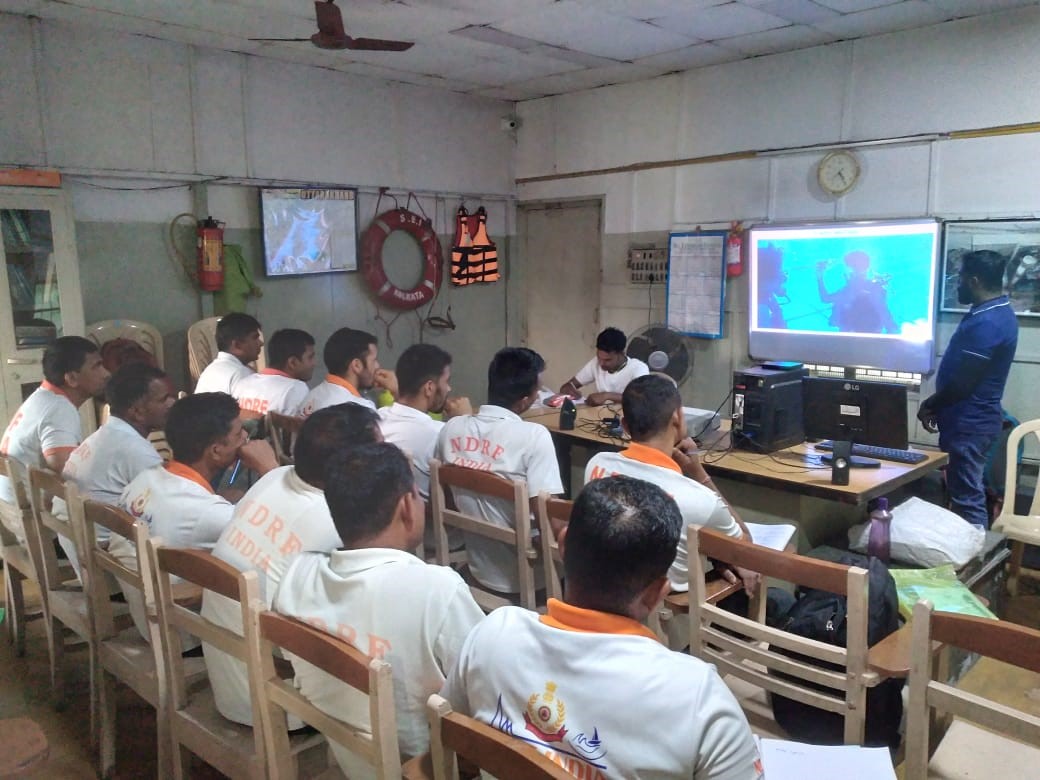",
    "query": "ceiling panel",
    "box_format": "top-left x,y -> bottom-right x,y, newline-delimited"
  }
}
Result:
816,0 -> 950,37
720,23 -> 839,56
652,3 -> 790,40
